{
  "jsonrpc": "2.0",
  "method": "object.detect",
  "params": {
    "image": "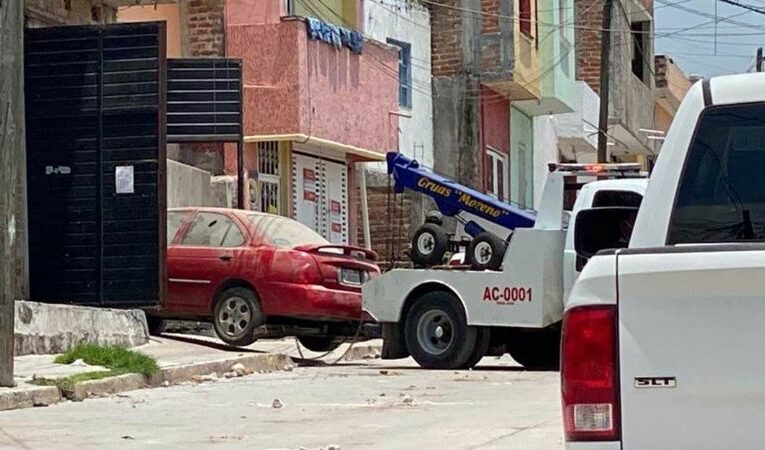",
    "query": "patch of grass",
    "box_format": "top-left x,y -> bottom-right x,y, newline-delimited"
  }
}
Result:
54,344 -> 159,377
